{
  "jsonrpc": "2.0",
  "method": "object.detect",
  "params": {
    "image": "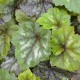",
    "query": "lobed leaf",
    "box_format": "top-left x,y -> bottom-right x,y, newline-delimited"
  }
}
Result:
37,8 -> 70,29
50,26 -> 80,71
18,69 -> 40,80
11,22 -> 51,70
